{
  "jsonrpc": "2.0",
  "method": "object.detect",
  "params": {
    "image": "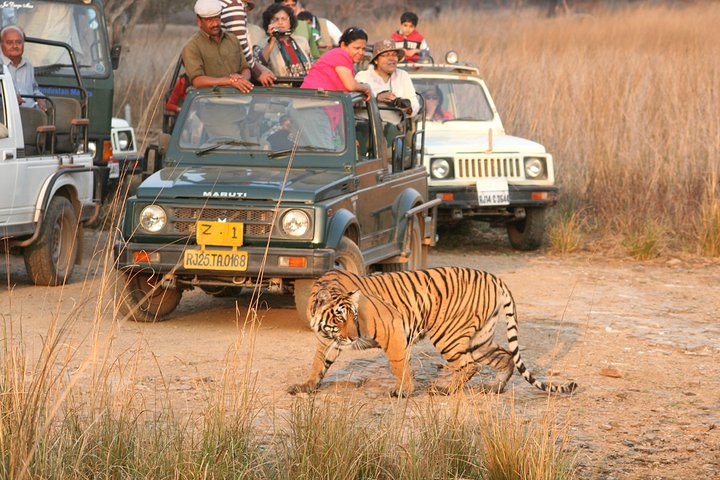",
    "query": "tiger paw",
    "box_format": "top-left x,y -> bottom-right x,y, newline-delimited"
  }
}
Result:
389,387 -> 413,398
287,382 -> 317,395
